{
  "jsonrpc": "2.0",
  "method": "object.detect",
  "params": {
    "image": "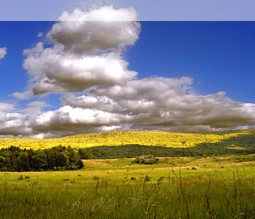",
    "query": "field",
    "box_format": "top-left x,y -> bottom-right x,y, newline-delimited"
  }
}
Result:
0,130 -> 255,218
0,155 -> 255,218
